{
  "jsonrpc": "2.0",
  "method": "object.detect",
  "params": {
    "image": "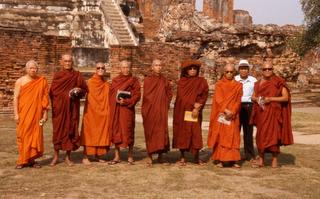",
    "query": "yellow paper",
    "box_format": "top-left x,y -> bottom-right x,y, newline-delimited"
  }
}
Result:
184,111 -> 198,122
